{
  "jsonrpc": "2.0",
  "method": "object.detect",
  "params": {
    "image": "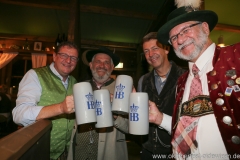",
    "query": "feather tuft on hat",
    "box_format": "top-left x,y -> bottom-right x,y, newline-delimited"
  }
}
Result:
175,0 -> 202,9
157,0 -> 218,45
